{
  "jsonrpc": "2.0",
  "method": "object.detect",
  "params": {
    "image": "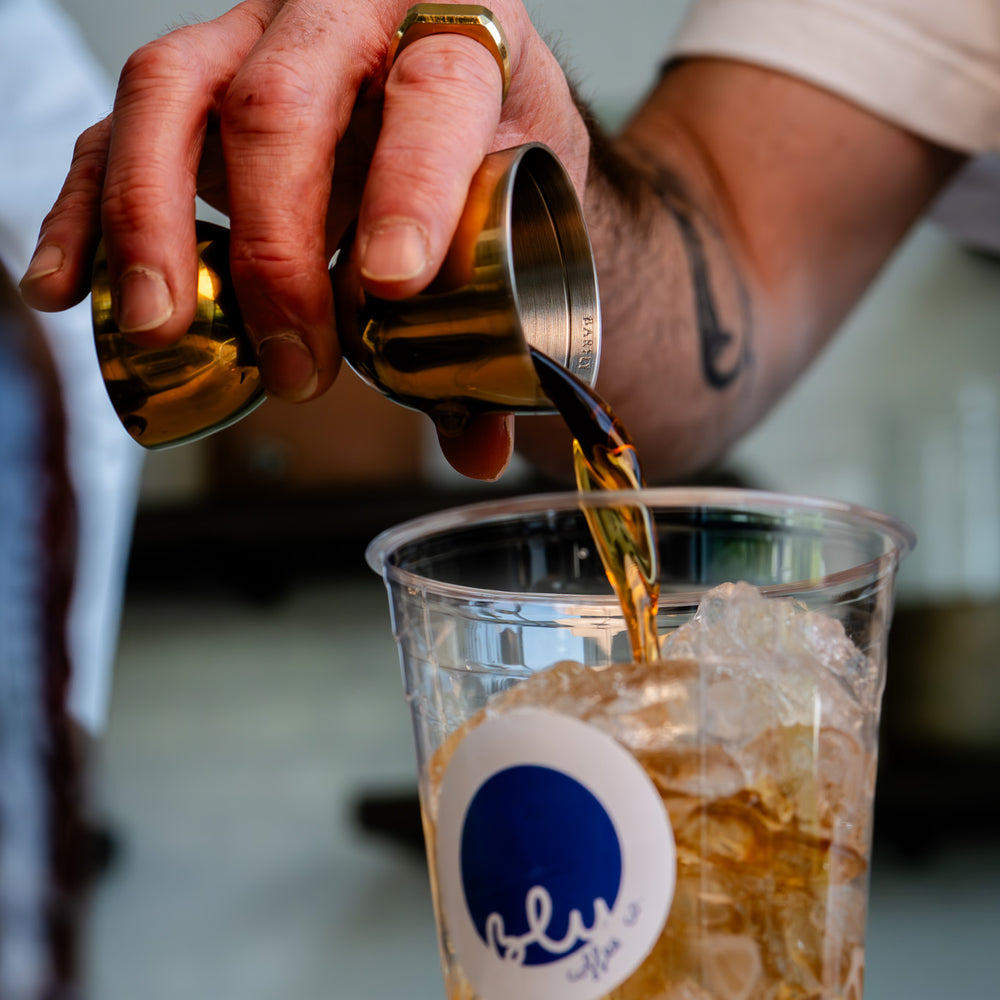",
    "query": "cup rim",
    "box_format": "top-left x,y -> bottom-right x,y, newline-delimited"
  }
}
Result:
366,487 -> 915,607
